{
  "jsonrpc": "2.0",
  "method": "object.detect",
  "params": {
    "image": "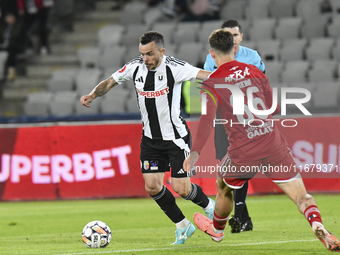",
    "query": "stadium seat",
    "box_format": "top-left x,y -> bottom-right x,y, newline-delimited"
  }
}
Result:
48,68 -> 79,92
152,22 -> 178,46
77,46 -> 100,69
249,18 -> 276,41
219,0 -> 247,20
75,68 -> 102,96
264,61 -> 283,83
123,45 -> 142,64
286,81 -> 315,111
241,40 -> 257,51
164,44 -> 178,58
332,39 -> 340,59
50,91 -> 79,116
244,2 -> 270,19
275,17 -> 303,39
97,24 -> 125,48
126,96 -> 140,113
269,0 -> 296,18
296,0 -> 324,20
144,7 -> 163,27
99,45 -> 127,69
0,51 -> 8,80
173,22 -> 200,44
100,88 -> 129,114
176,42 -> 204,66
329,0 -> 340,14
308,60 -> 338,82
119,2 -> 147,25
280,38 -> 307,61
300,15 -> 330,39
305,38 -> 335,61
281,60 -> 310,83
121,24 -> 149,47
327,16 -> 340,38
48,77 -> 74,92
313,81 -> 339,108
198,20 -> 223,43
256,40 -> 281,62
24,91 -> 54,116
74,97 -> 101,115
